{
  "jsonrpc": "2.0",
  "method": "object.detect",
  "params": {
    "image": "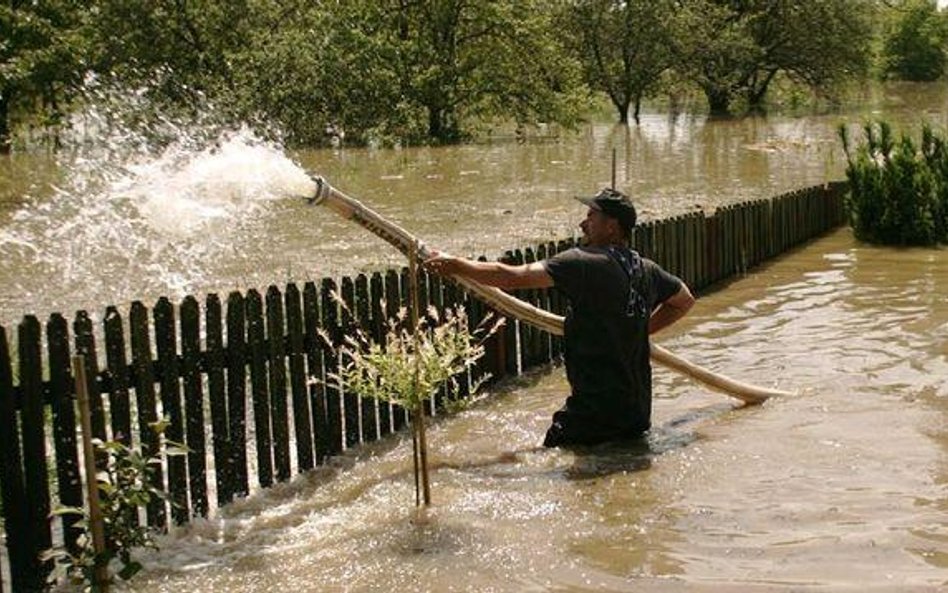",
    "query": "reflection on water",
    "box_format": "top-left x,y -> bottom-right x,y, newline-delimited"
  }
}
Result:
107,228 -> 948,593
